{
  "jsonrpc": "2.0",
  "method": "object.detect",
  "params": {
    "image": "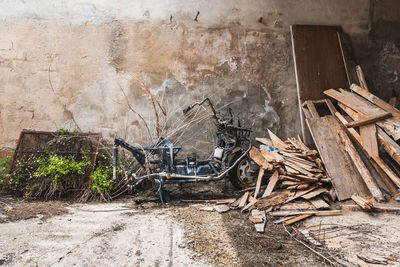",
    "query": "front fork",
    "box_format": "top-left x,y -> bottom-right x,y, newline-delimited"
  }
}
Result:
113,142 -> 118,180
